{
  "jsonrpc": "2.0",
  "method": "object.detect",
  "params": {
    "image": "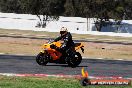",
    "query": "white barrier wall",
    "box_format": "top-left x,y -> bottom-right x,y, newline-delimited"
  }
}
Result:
0,12 -> 132,37
0,12 -> 96,32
